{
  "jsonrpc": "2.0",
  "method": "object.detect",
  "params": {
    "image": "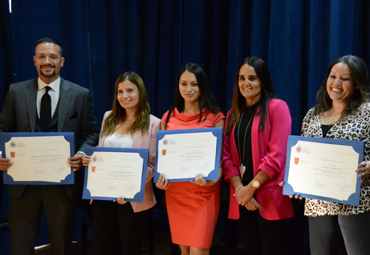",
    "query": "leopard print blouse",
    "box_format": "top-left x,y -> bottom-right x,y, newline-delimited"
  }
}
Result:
301,103 -> 370,217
